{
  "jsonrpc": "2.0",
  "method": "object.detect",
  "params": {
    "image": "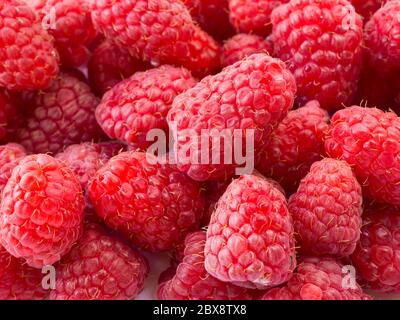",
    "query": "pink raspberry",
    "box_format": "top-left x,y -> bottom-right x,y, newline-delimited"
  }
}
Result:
221,33 -> 273,67
271,0 -> 363,112
262,257 -> 372,300
325,106 -> 400,205
0,0 -> 59,91
288,158 -> 363,257
96,65 -> 197,149
168,53 -> 296,181
351,0 -> 387,20
351,204 -> 400,293
204,174 -> 296,289
0,143 -> 26,195
157,231 -> 255,300
88,152 -> 205,252
89,0 -> 221,78
50,224 -> 149,300
0,154 -> 84,268
14,73 -> 103,154
257,100 -> 329,193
